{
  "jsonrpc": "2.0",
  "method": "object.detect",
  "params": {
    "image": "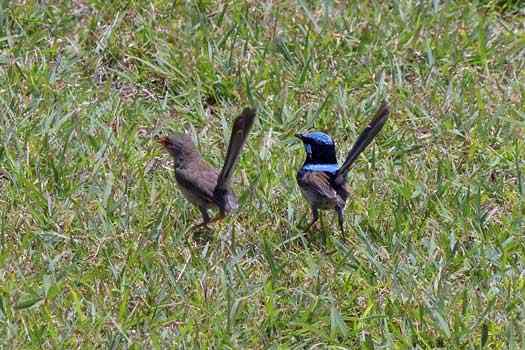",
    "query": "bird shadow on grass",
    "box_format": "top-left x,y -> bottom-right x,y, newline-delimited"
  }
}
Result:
279,222 -> 350,256
190,228 -> 215,245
